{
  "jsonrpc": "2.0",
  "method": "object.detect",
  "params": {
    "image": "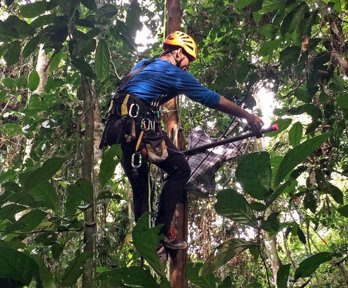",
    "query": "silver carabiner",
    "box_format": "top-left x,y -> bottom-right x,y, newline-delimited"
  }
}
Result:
131,153 -> 142,168
129,103 -> 139,118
